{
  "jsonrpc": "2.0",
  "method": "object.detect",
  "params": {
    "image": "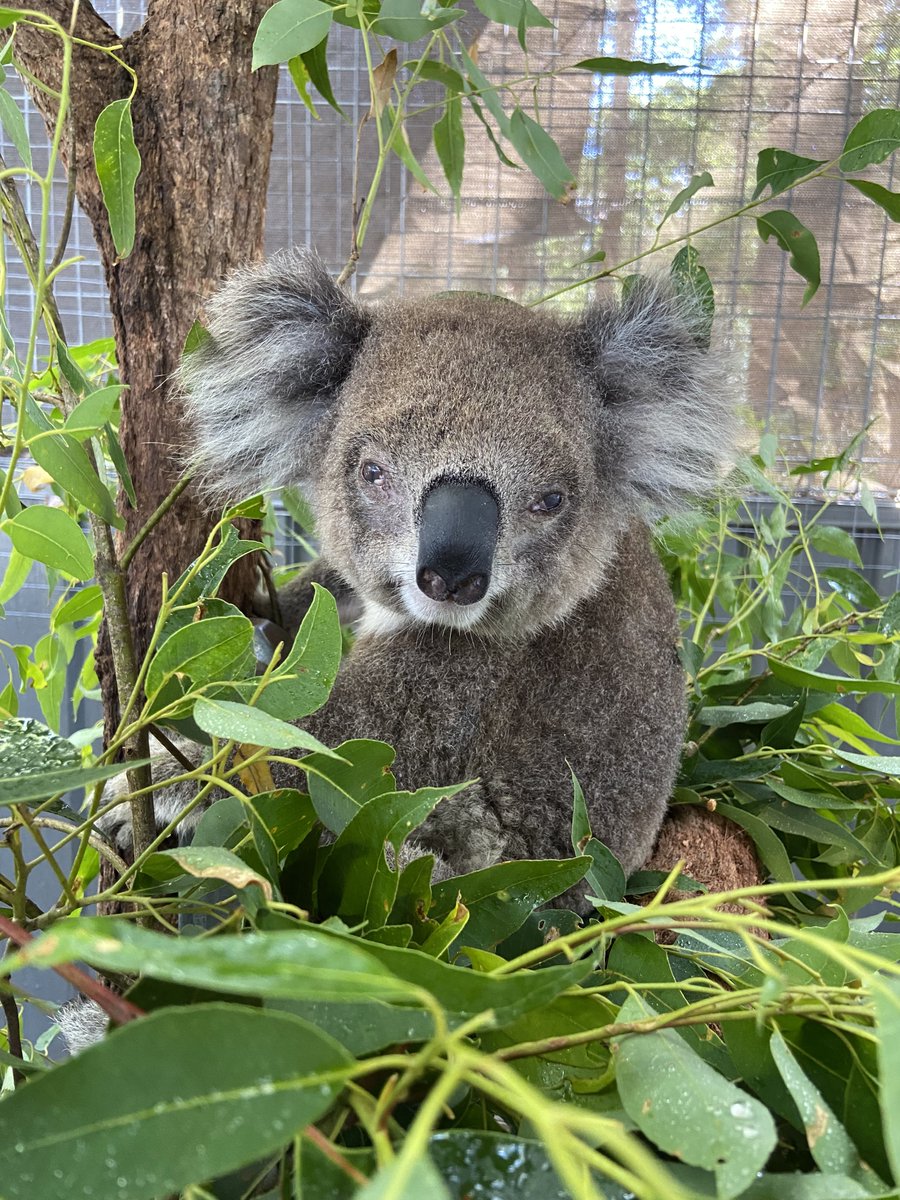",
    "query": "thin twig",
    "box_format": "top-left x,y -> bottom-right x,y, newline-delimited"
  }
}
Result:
0,816 -> 129,877
0,982 -> 24,1087
336,112 -> 370,288
147,724 -> 196,774
120,470 -> 194,571
48,116 -> 76,272
0,914 -> 144,1027
302,1126 -> 369,1185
